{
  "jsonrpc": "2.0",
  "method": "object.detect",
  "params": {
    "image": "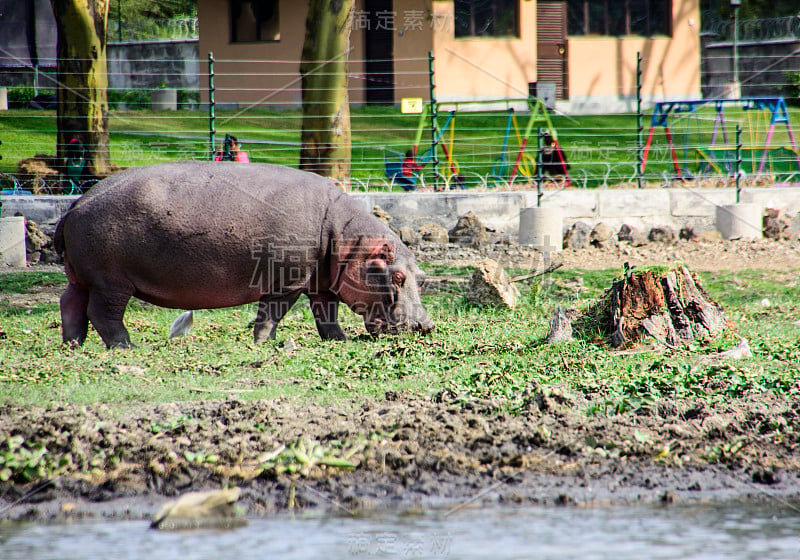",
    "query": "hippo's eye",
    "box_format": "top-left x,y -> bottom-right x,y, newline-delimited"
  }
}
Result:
392,271 -> 406,287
